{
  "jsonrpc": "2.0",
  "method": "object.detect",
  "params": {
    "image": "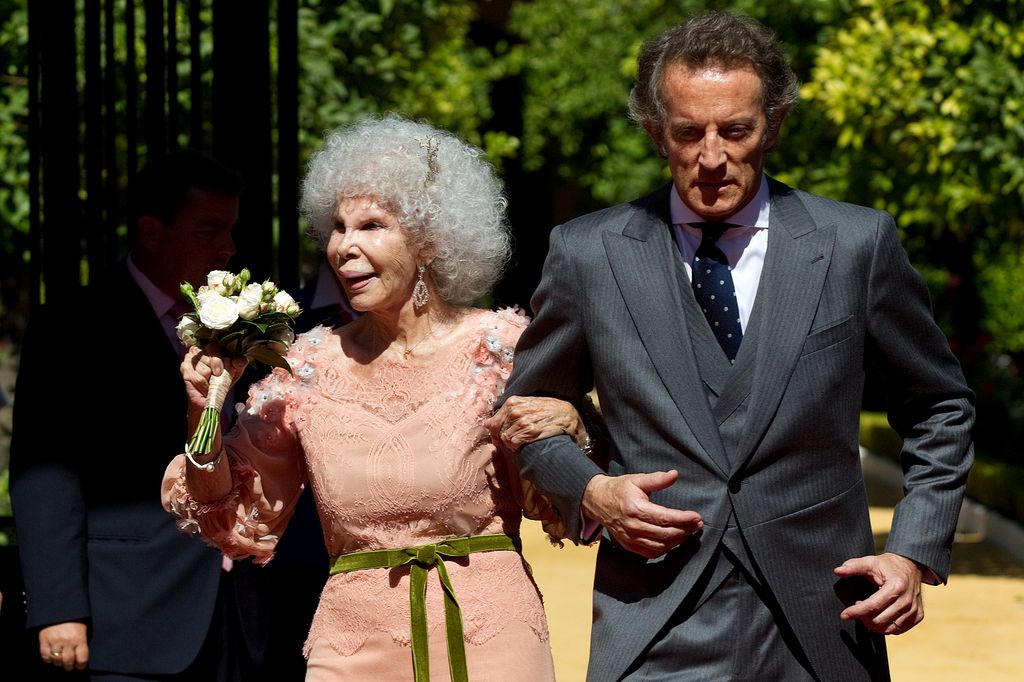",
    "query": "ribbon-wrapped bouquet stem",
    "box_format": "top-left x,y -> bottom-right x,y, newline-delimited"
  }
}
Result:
176,268 -> 301,455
